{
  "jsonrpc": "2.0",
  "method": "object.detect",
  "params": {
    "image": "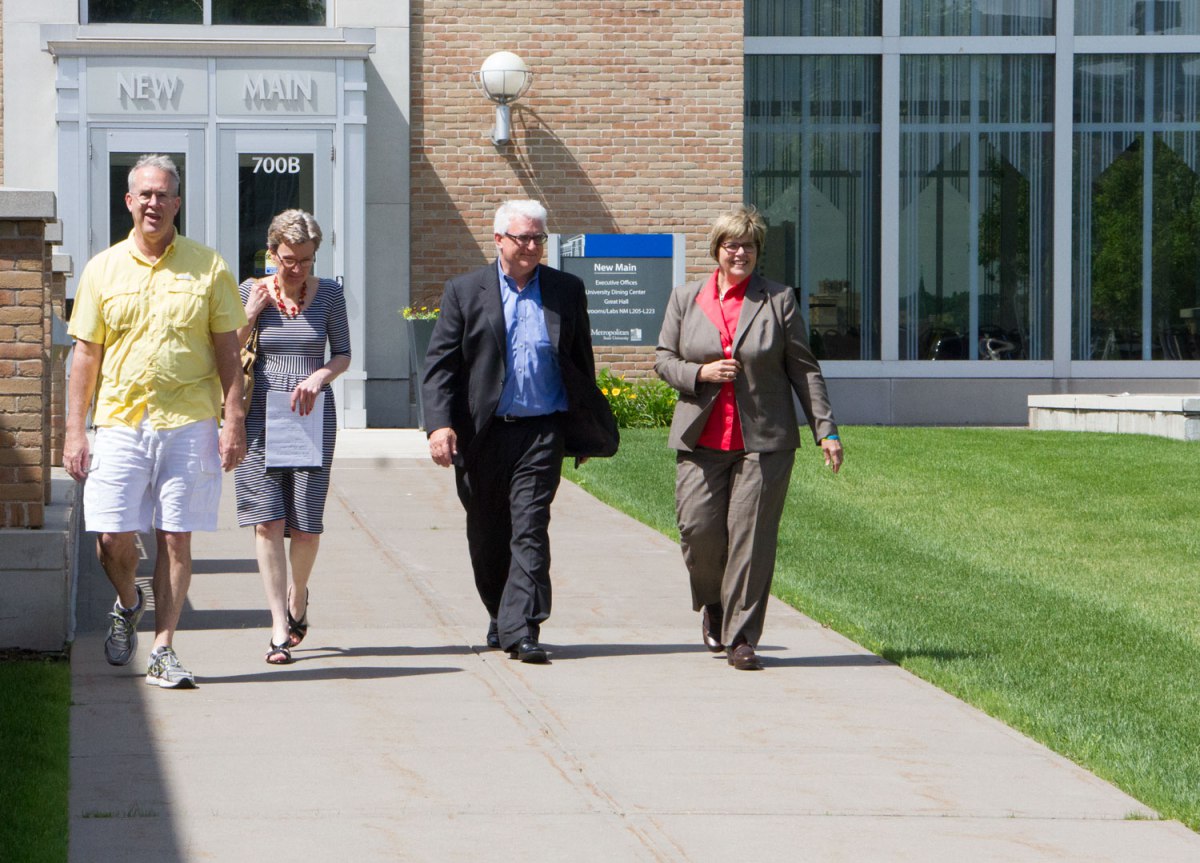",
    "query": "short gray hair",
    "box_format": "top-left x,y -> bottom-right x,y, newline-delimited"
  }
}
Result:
266,209 -> 323,252
494,200 -> 548,235
128,154 -> 180,195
